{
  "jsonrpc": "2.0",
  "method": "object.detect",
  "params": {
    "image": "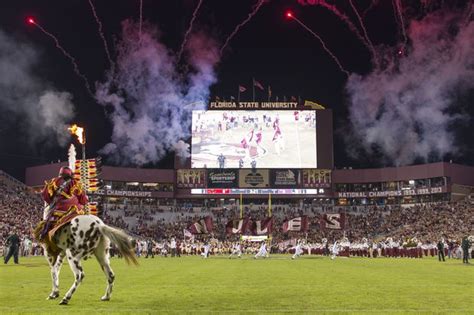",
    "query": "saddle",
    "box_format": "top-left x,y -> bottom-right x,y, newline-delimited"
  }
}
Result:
33,206 -> 84,256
